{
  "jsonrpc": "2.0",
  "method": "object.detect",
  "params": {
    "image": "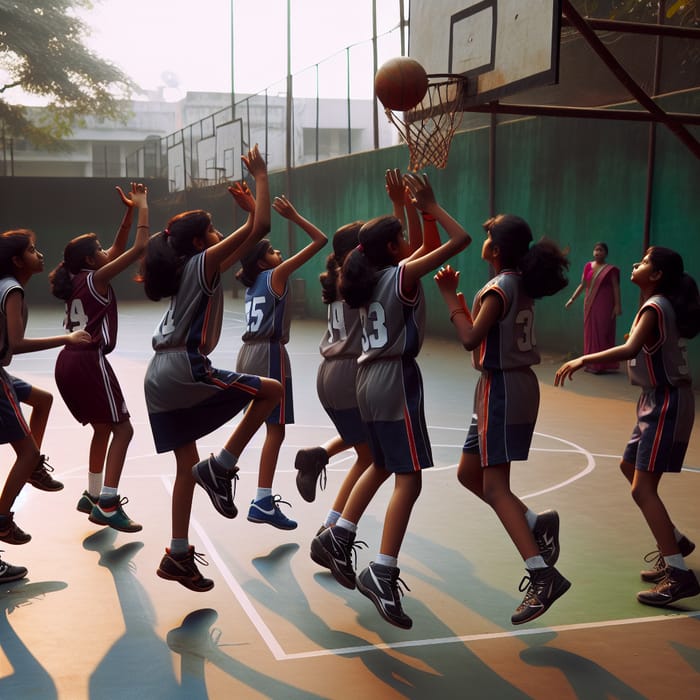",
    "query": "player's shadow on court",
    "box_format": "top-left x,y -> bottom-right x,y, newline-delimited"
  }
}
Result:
0,578 -> 67,698
82,528 -> 181,698
245,540 -> 531,699
166,606 -> 327,699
